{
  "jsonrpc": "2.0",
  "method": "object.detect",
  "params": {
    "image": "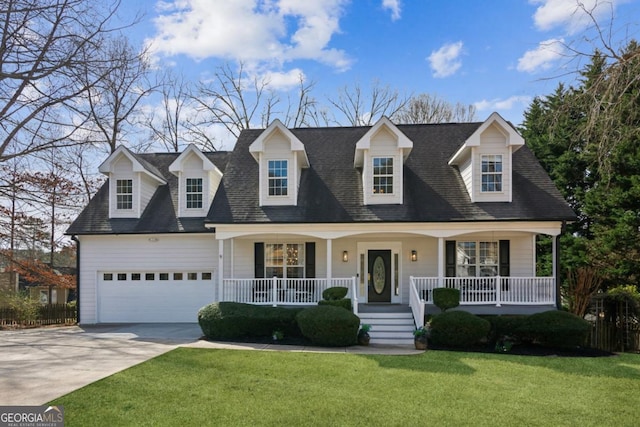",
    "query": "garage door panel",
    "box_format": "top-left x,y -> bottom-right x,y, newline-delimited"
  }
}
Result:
98,279 -> 215,323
